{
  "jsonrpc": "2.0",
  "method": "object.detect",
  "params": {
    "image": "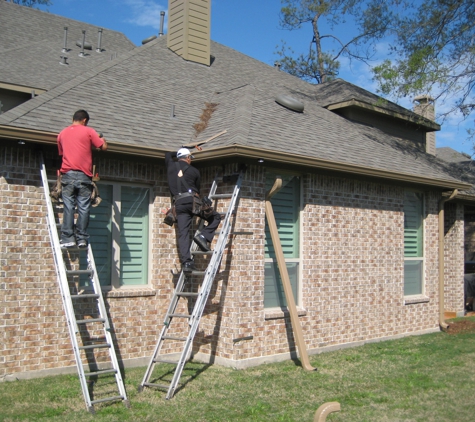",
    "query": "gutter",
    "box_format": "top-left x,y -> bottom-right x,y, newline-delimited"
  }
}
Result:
438,189 -> 458,331
0,126 -> 471,191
